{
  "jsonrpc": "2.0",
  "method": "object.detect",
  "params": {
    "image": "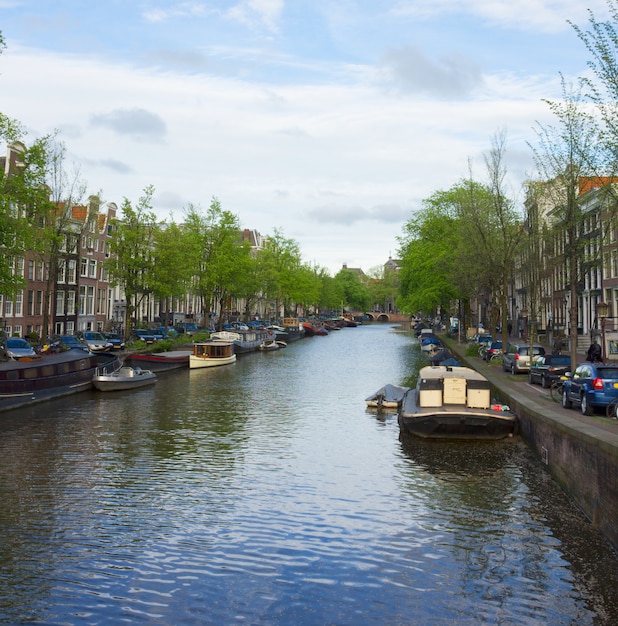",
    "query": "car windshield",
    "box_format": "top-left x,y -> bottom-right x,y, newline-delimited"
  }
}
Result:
84,332 -> 105,340
7,338 -> 29,348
